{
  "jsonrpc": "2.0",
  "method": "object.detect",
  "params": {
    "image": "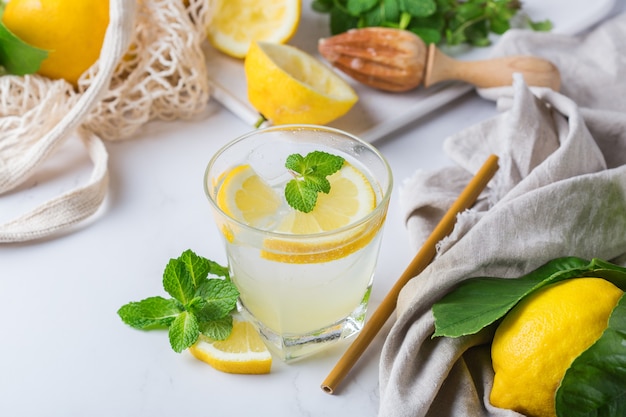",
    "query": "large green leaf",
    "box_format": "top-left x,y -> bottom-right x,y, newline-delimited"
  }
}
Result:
555,295 -> 626,417
432,257 -> 626,338
432,257 -> 589,337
